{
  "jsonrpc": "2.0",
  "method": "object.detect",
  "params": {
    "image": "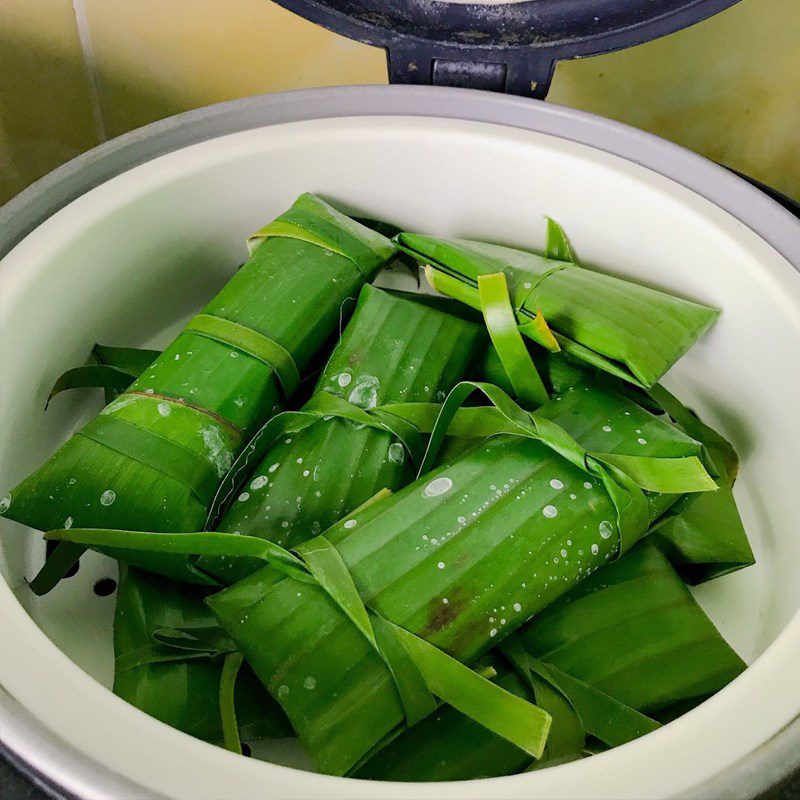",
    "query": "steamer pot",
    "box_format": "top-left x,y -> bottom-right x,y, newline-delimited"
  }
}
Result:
1,86 -> 799,800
